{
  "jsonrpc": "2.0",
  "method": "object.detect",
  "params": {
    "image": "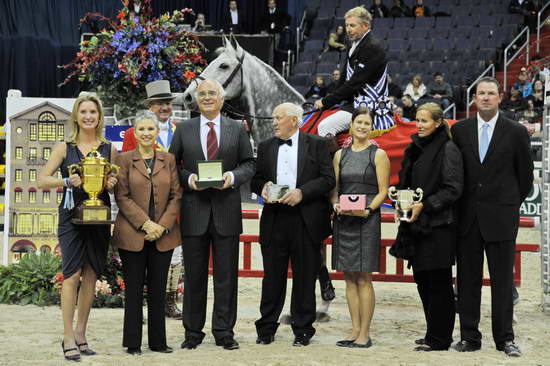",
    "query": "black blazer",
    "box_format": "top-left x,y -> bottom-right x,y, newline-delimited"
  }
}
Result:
169,116 -> 256,237
251,132 -> 335,246
451,114 -> 534,241
322,32 -> 387,110
260,8 -> 290,34
221,10 -> 246,33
